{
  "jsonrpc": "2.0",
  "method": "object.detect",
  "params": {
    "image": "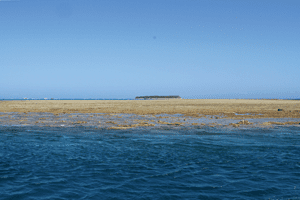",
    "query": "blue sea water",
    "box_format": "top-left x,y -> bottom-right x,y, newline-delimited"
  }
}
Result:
1,126 -> 300,200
